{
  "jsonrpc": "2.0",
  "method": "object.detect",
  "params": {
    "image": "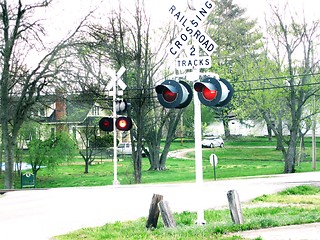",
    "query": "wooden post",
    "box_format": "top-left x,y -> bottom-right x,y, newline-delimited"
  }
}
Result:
227,190 -> 244,224
159,200 -> 176,228
146,194 -> 163,229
